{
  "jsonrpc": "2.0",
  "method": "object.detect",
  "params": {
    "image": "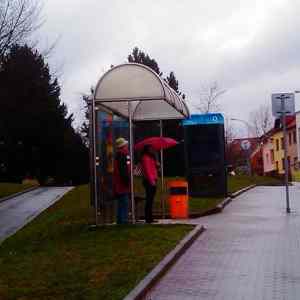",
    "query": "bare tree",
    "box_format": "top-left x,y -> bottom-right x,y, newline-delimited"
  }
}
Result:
248,104 -> 273,137
224,117 -> 237,144
196,81 -> 226,113
0,0 -> 42,59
